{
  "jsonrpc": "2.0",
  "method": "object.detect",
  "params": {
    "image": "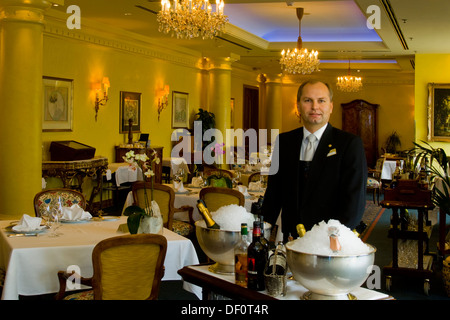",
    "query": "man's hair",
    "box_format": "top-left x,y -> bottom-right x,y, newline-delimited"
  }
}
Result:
297,79 -> 334,102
